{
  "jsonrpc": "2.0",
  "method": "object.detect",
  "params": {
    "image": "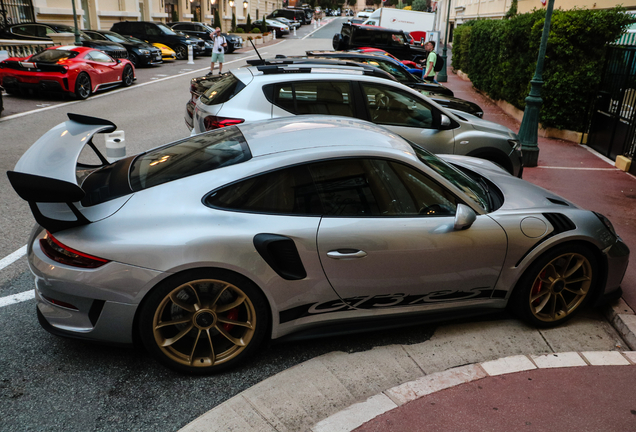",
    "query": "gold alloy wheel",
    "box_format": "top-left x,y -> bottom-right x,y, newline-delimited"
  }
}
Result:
152,279 -> 257,368
529,252 -> 592,322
